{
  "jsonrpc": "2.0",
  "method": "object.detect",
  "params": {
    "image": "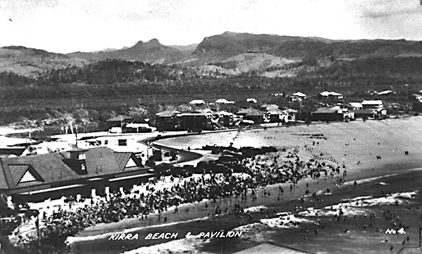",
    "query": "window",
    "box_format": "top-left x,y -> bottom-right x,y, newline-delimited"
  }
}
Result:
125,158 -> 137,167
78,153 -> 86,160
118,139 -> 127,146
20,171 -> 36,183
